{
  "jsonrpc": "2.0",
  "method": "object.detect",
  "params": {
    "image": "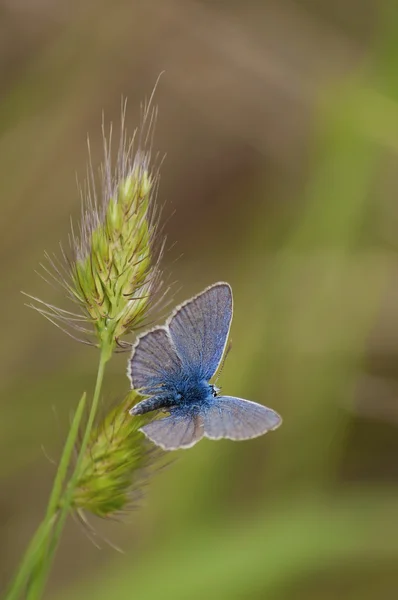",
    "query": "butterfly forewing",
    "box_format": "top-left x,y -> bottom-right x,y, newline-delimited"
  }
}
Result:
167,282 -> 232,380
203,396 -> 282,440
128,327 -> 182,395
